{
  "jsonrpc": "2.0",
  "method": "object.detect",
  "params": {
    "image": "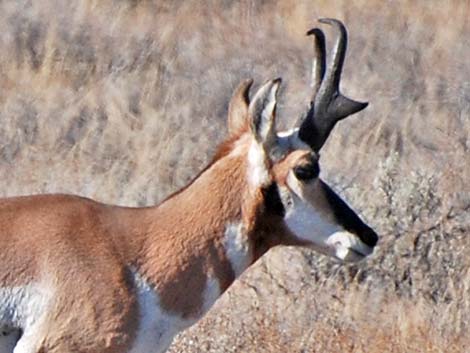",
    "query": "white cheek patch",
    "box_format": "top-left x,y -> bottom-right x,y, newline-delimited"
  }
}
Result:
282,174 -> 374,262
281,185 -> 341,246
284,201 -> 341,246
